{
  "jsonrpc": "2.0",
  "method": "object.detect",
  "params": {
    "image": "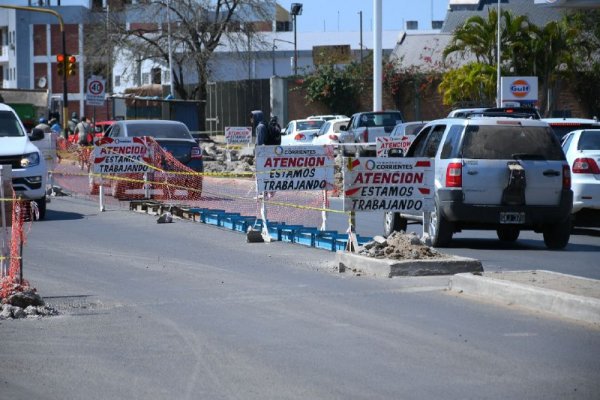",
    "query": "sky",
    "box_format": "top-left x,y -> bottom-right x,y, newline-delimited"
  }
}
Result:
277,0 -> 451,32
